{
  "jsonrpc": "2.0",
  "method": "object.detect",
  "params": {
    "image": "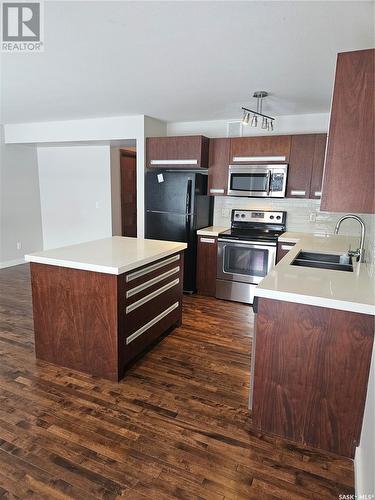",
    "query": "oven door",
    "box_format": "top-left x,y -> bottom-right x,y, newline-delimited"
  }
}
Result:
217,239 -> 276,284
